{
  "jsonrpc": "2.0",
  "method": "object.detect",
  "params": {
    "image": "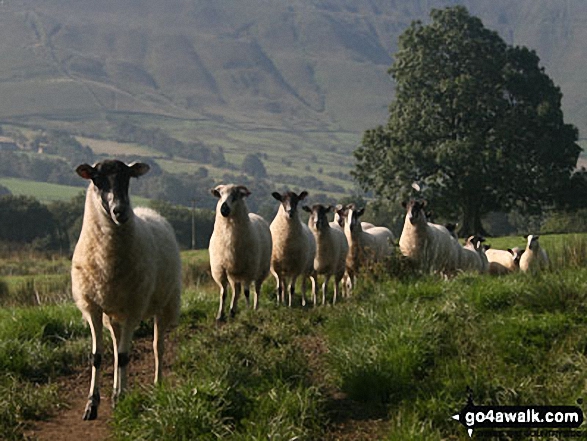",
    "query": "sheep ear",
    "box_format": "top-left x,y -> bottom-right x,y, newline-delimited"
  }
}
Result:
523,234 -> 529,239
211,187 -> 222,198
302,205 -> 311,213
401,201 -> 407,209
271,192 -> 283,202
507,248 -> 514,255
298,191 -> 308,200
236,185 -> 251,198
76,164 -> 95,180
421,199 -> 428,208
533,235 -> 539,240
128,162 -> 150,178
357,207 -> 365,217
484,244 -> 491,251
326,206 -> 335,213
